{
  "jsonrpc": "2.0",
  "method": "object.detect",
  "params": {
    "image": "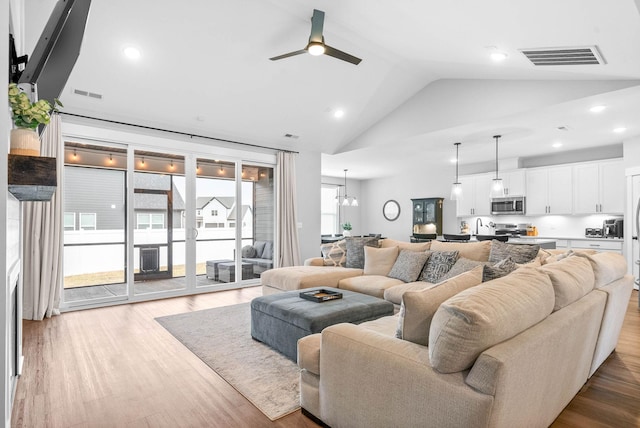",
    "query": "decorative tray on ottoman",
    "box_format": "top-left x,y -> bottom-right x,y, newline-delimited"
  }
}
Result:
299,289 -> 343,303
